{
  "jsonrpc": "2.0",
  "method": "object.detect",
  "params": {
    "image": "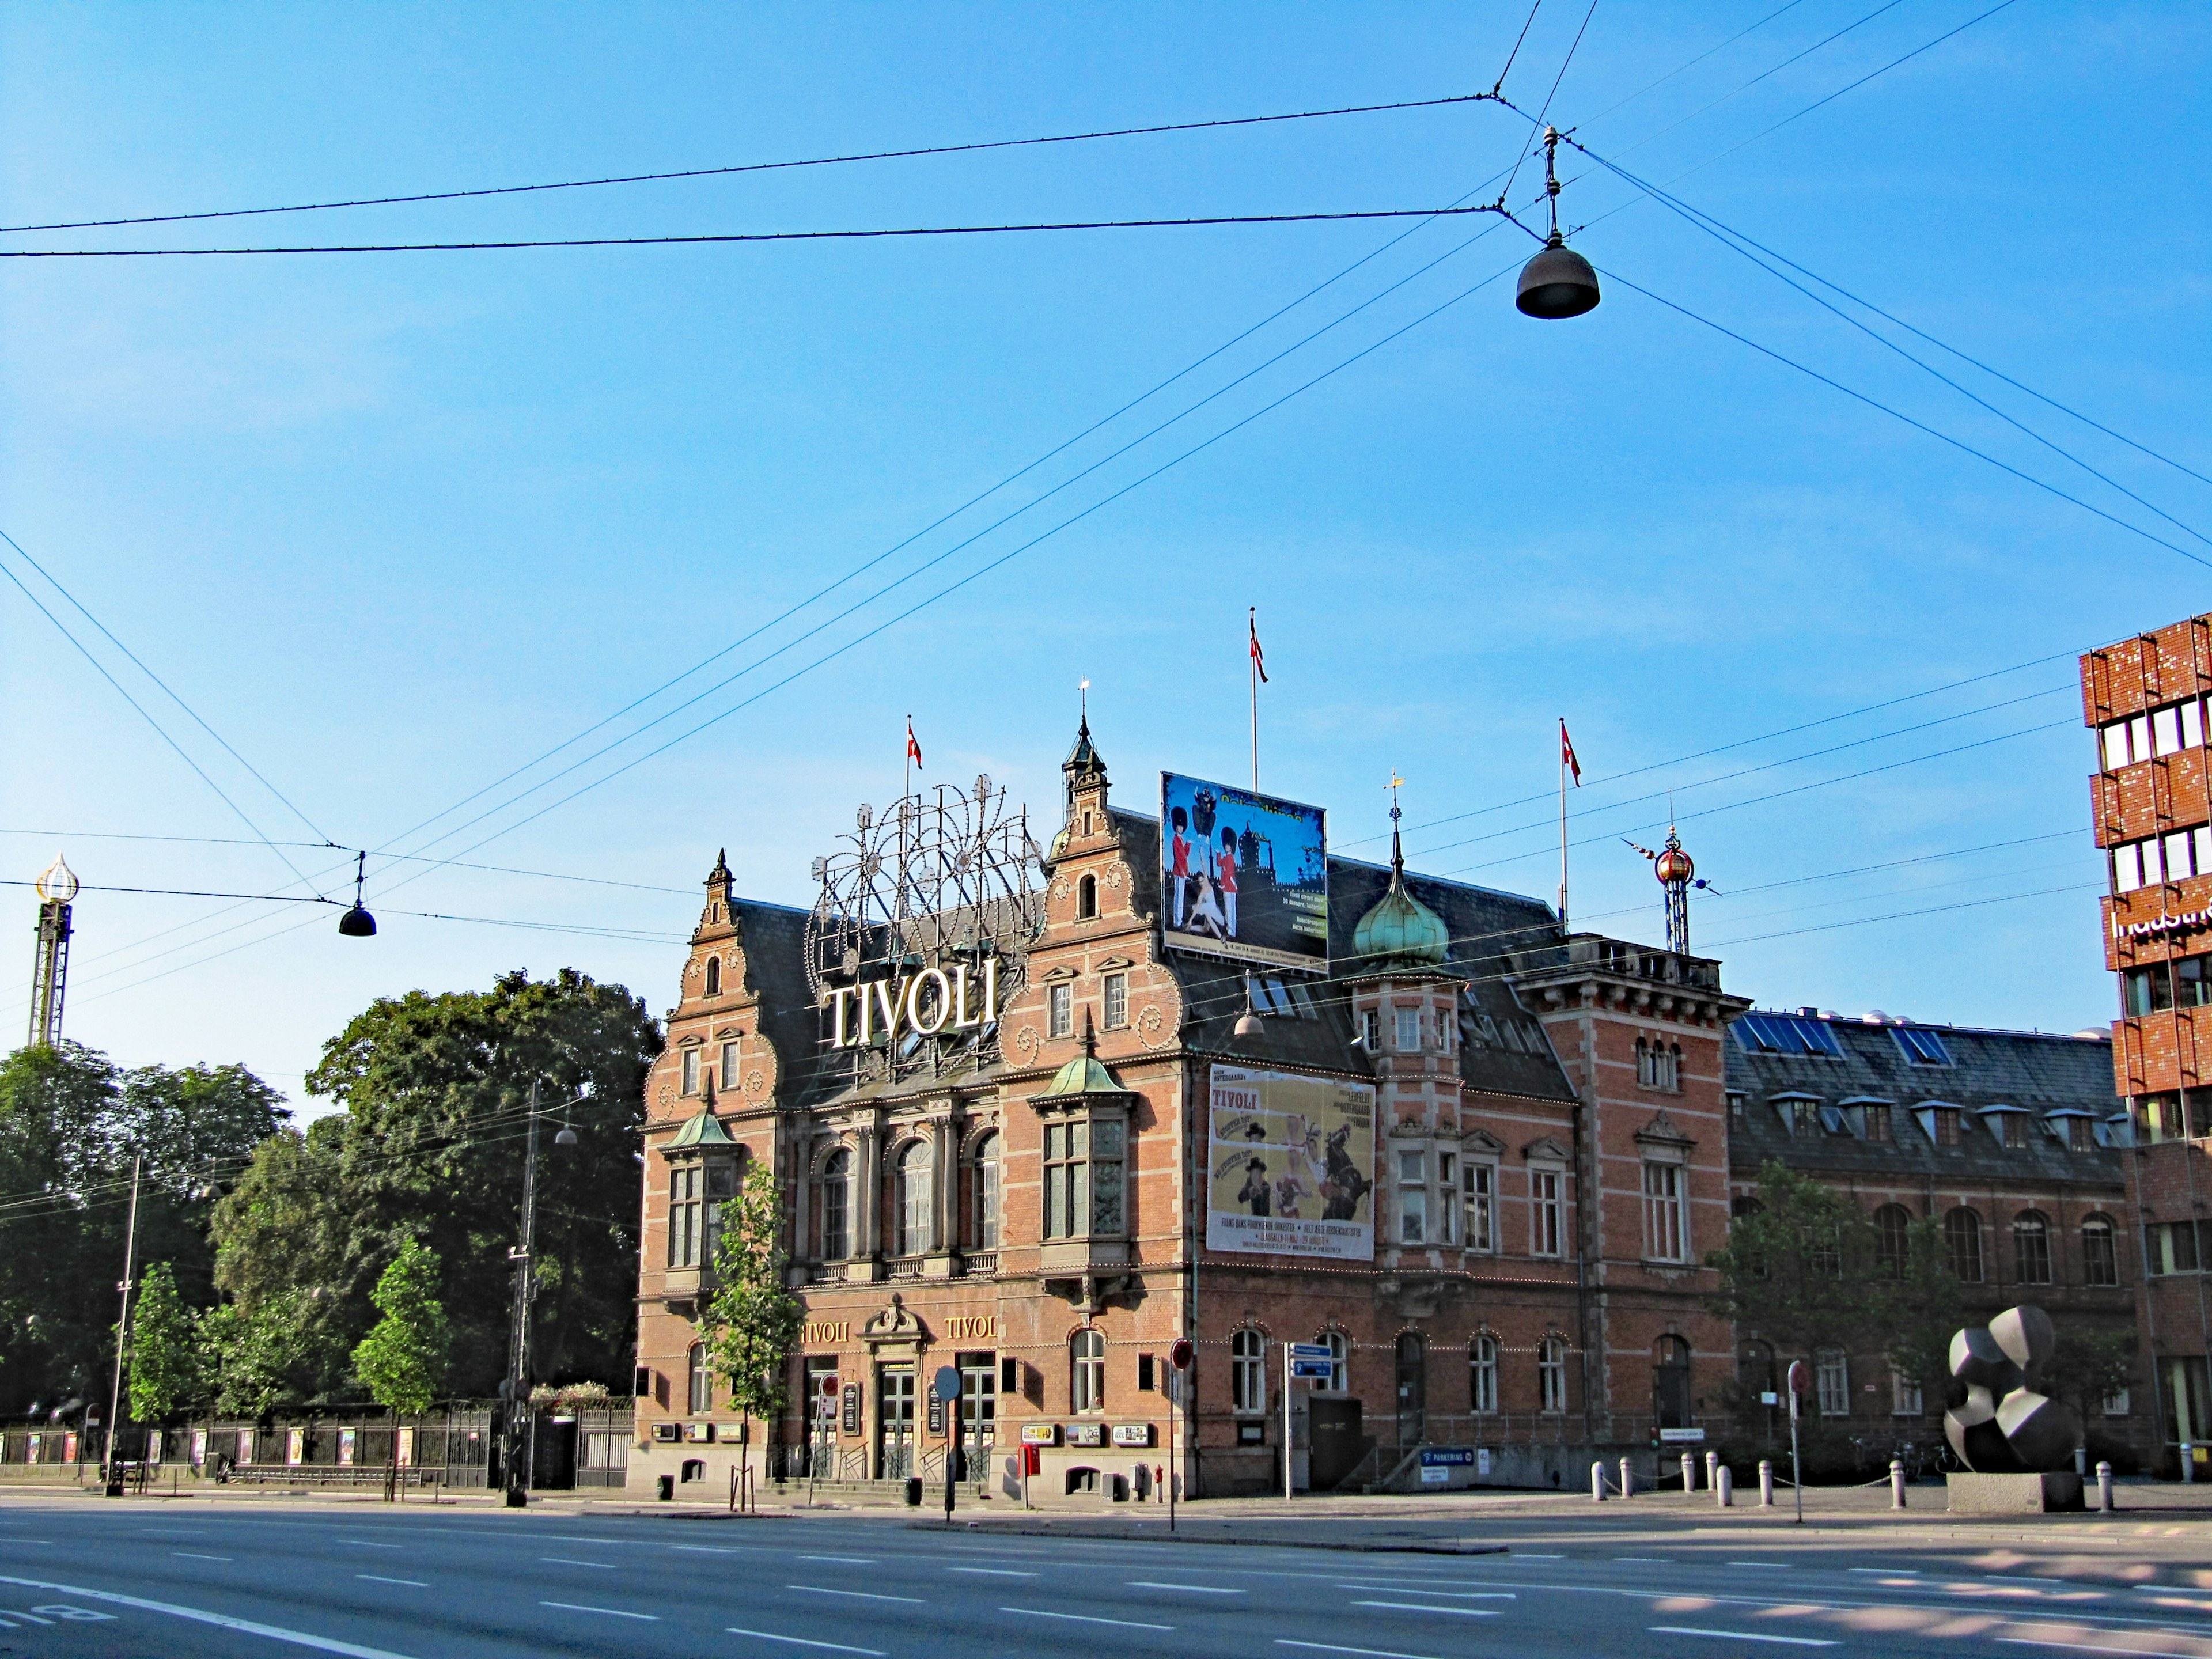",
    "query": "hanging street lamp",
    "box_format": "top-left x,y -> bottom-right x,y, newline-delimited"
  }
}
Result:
1517,127 -> 1601,319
